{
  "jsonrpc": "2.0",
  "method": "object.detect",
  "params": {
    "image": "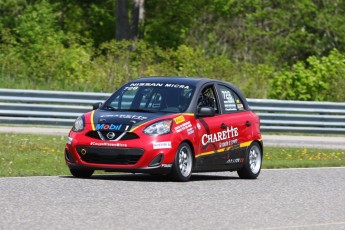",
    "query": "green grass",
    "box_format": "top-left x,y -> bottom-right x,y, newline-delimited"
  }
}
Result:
0,133 -> 344,177
0,133 -> 68,177
264,146 -> 345,168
